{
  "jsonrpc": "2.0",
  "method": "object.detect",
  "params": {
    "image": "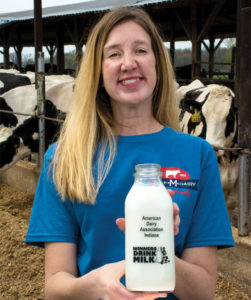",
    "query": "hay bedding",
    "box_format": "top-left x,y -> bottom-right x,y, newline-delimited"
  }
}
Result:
0,183 -> 250,299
